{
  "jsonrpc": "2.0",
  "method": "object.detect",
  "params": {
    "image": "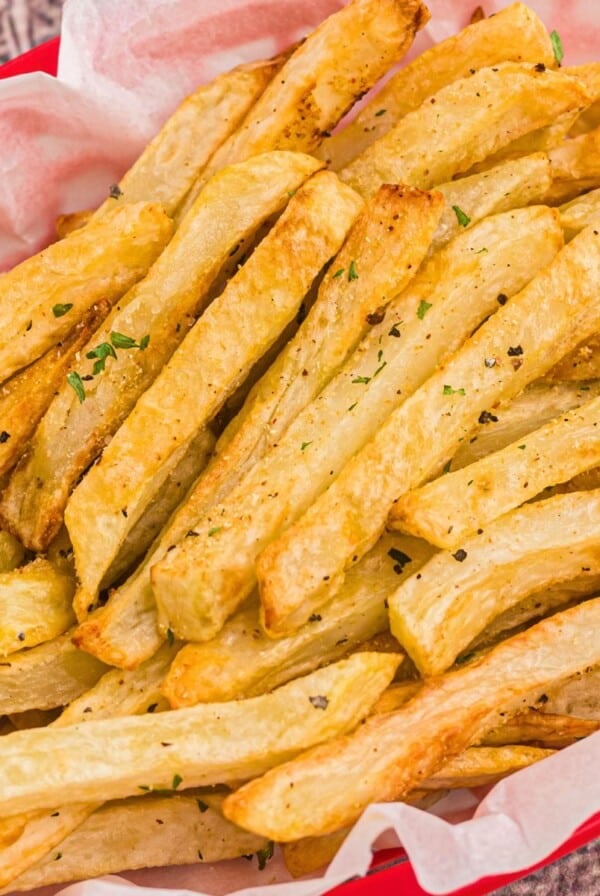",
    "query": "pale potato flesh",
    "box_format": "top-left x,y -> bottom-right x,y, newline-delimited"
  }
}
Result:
318,2 -> 556,170
254,225 -> 600,635
483,710 -> 600,749
340,64 -> 590,197
546,125 -> 600,204
0,560 -> 75,657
